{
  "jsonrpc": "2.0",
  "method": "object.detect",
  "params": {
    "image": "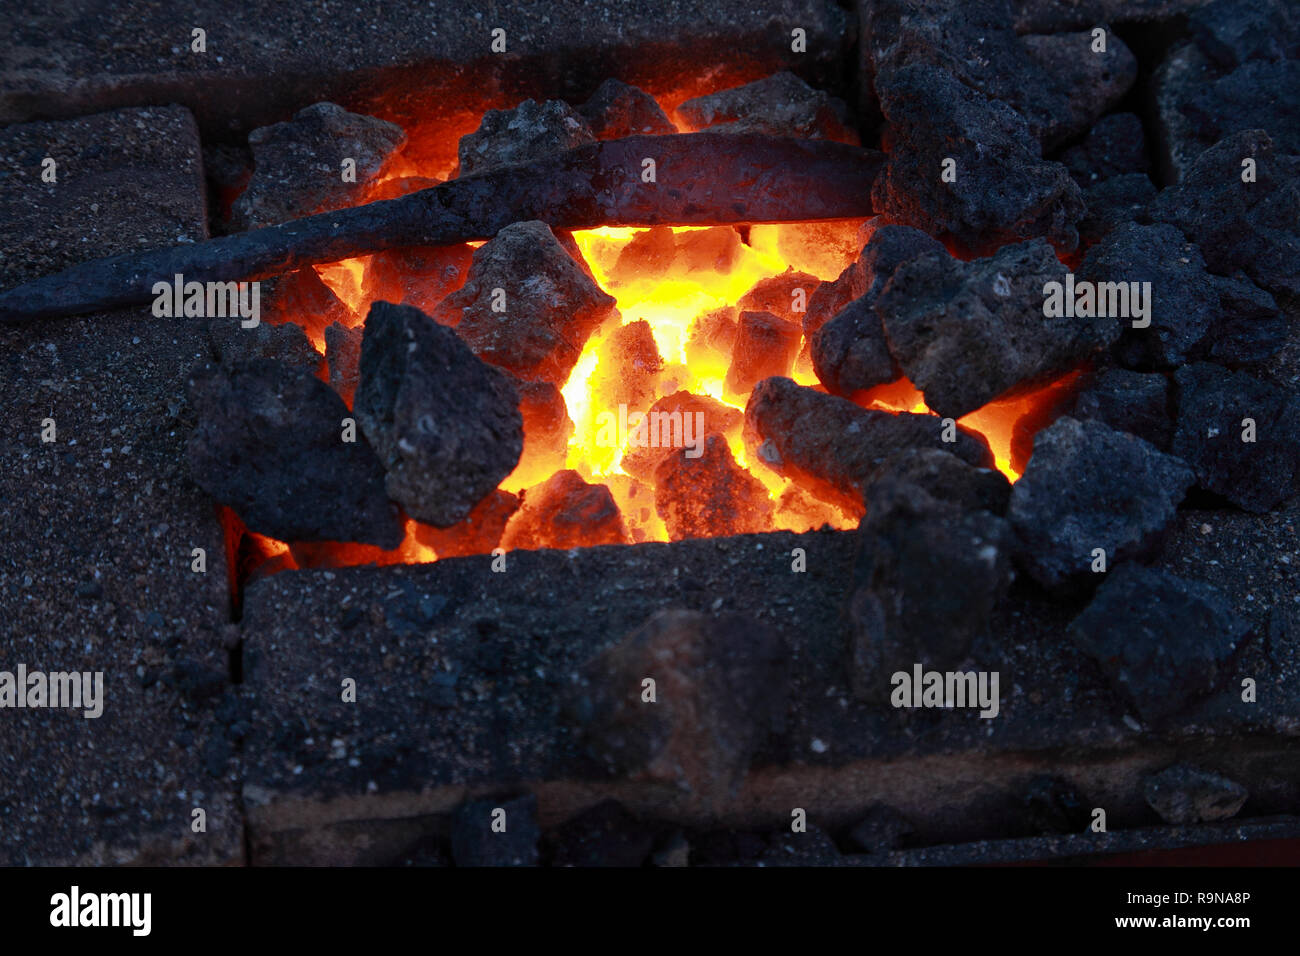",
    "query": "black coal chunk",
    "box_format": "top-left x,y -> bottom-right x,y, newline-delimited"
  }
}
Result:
1143,765 -> 1249,824
548,800 -> 657,867
1080,222 -> 1284,369
847,804 -> 914,854
1180,60 -> 1300,158
578,79 -> 675,138
871,64 -> 1084,254
744,377 -> 993,517
567,609 -> 787,809
1069,565 -> 1251,722
1071,368 -> 1173,451
677,71 -> 854,141
1060,113 -> 1151,184
1152,130 -> 1300,312
877,238 -> 1114,418
187,358 -> 401,547
811,225 -> 942,396
451,794 -> 540,867
1189,0 -> 1300,69
868,448 -> 1012,516
457,99 -> 595,176
849,478 -> 1013,702
1008,417 -> 1193,593
355,301 -> 522,528
1078,173 -> 1157,245
1172,362 -> 1300,512
324,321 -> 362,406
205,317 -> 322,376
